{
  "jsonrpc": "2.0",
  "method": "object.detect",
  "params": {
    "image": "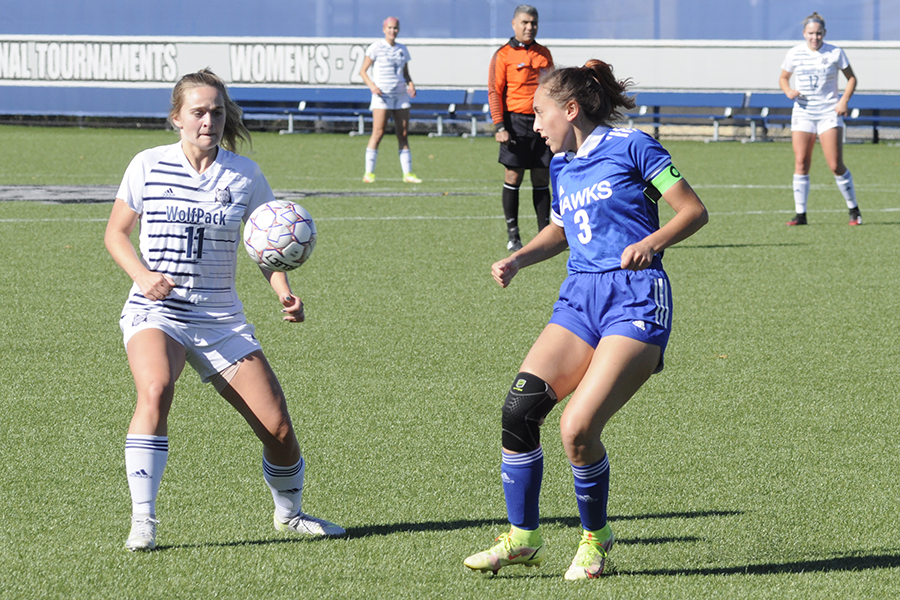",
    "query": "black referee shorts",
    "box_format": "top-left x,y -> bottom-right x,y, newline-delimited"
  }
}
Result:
498,111 -> 552,170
